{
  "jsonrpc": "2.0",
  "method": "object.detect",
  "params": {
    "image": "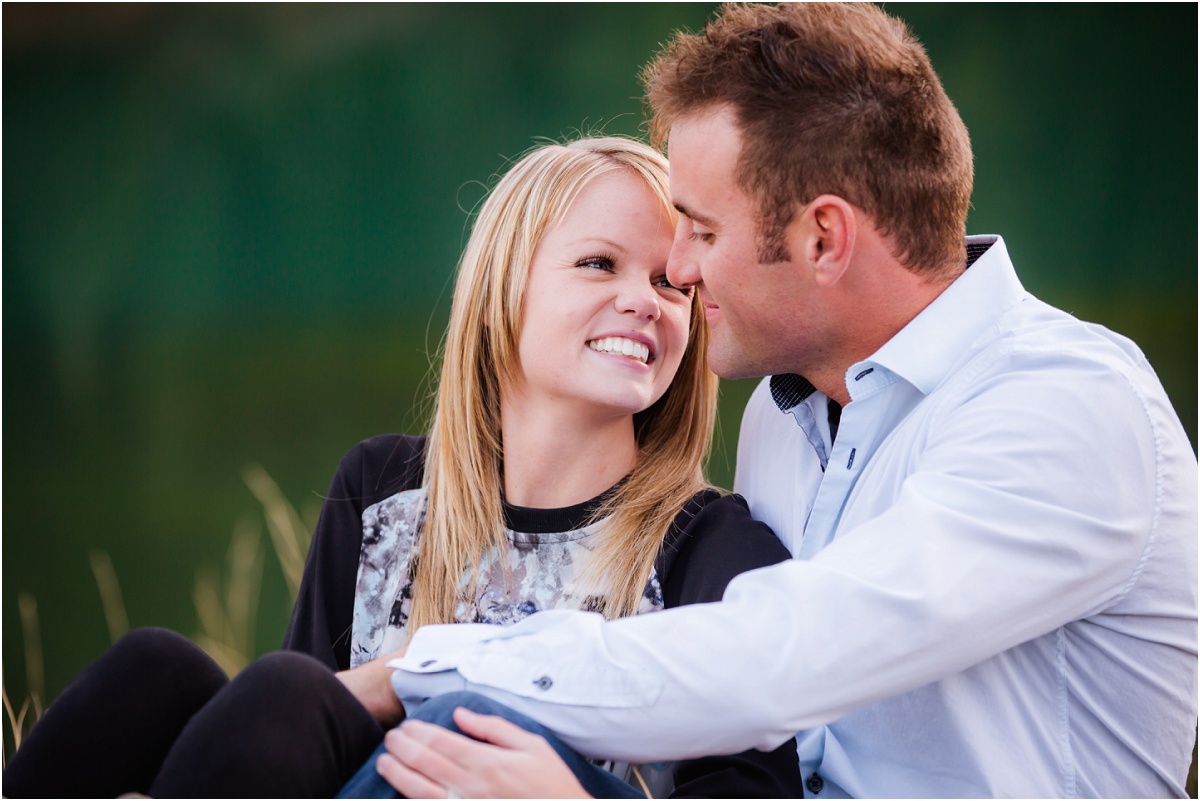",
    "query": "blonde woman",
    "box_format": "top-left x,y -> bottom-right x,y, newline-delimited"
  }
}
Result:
2,138 -> 801,798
